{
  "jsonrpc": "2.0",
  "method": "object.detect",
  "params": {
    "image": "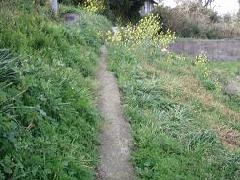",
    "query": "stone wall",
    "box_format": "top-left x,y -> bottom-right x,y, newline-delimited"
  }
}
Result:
169,39 -> 240,61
